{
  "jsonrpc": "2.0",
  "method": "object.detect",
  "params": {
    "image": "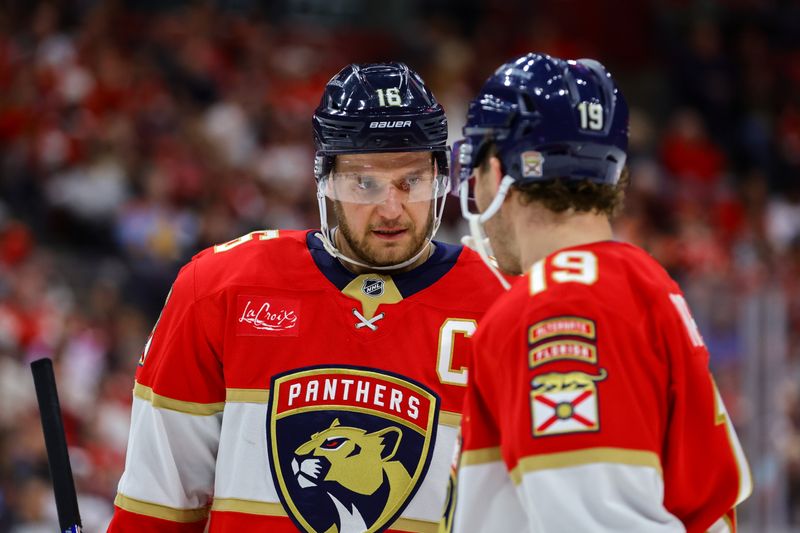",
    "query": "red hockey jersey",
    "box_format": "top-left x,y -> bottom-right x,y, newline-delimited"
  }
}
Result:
446,241 -> 751,533
108,229 -> 504,533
